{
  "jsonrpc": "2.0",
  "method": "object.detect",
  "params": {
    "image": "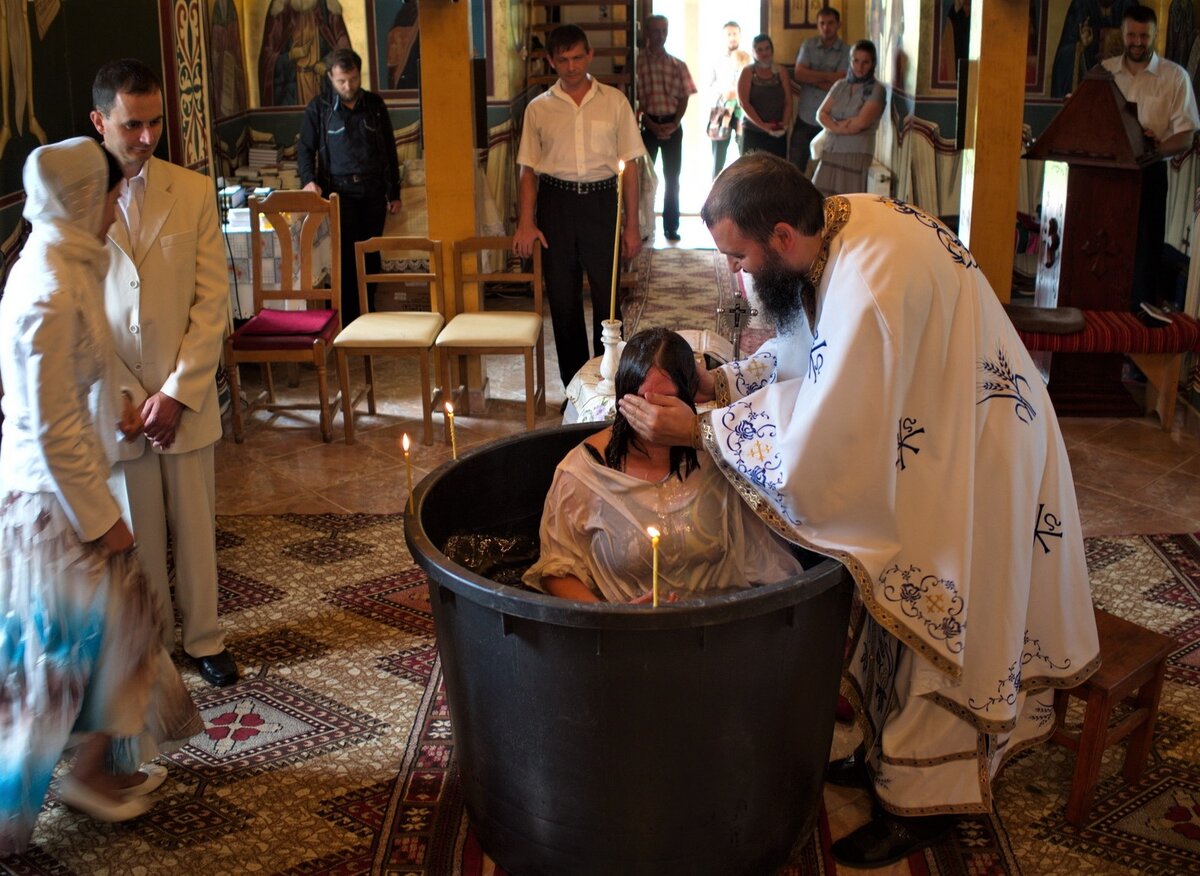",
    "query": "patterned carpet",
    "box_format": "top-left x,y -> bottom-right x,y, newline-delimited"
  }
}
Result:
4,519 -> 1199,875
624,247 -> 776,358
